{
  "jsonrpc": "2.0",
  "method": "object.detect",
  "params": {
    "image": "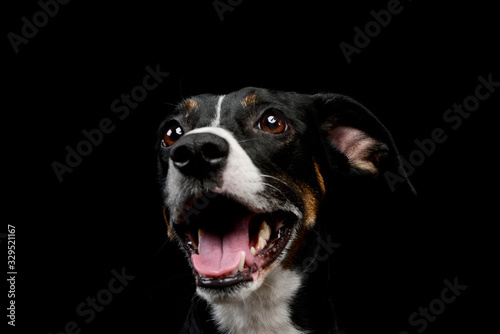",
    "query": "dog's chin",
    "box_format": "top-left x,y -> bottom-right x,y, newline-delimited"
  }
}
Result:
168,193 -> 299,303
195,264 -> 278,304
